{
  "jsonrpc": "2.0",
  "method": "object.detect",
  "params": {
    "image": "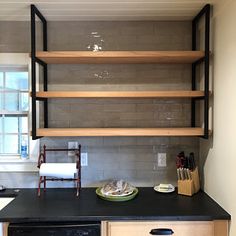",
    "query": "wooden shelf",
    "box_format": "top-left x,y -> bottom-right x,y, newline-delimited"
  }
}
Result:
36,128 -> 204,137
35,91 -> 205,98
35,51 -> 205,64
